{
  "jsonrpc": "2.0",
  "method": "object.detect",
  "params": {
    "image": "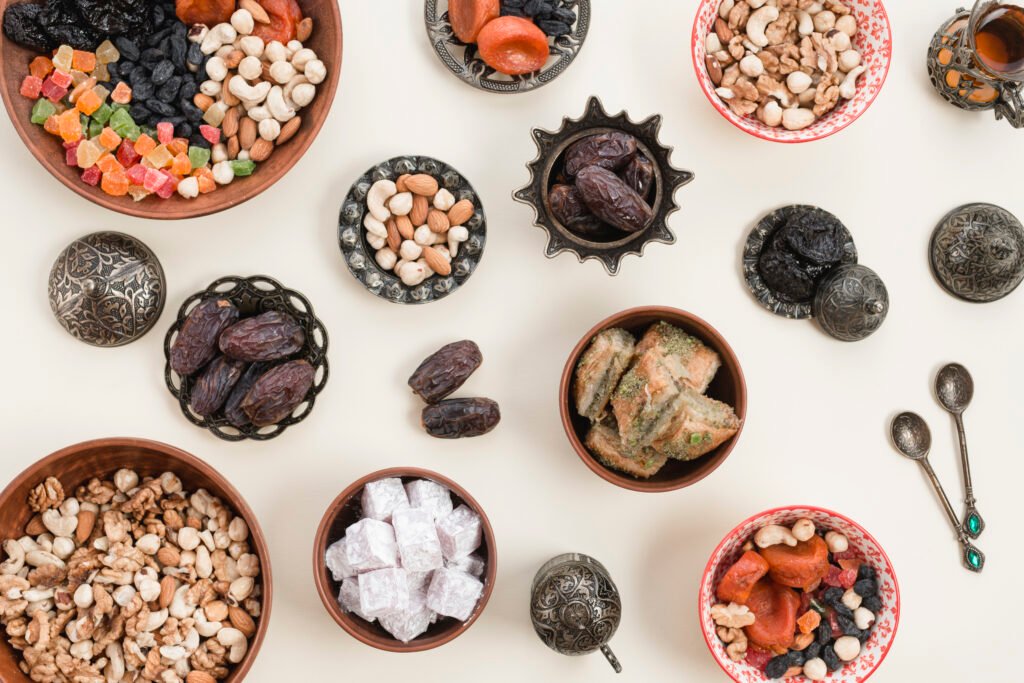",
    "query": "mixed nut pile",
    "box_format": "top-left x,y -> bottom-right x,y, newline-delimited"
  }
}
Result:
704,0 -> 866,131
325,477 -> 486,643
0,472 -> 262,682
711,518 -> 882,680
170,298 -> 315,429
408,341 -> 501,439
